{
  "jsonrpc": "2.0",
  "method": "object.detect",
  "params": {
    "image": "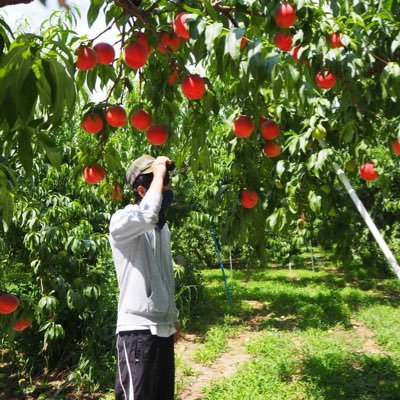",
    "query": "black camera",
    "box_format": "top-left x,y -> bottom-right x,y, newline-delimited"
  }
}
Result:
167,161 -> 175,172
